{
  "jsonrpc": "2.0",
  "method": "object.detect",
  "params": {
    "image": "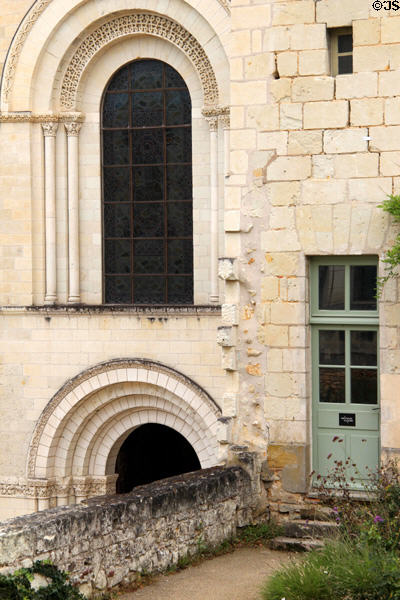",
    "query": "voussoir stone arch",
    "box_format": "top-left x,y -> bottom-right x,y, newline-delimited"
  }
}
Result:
60,13 -> 219,111
28,359 -> 221,483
